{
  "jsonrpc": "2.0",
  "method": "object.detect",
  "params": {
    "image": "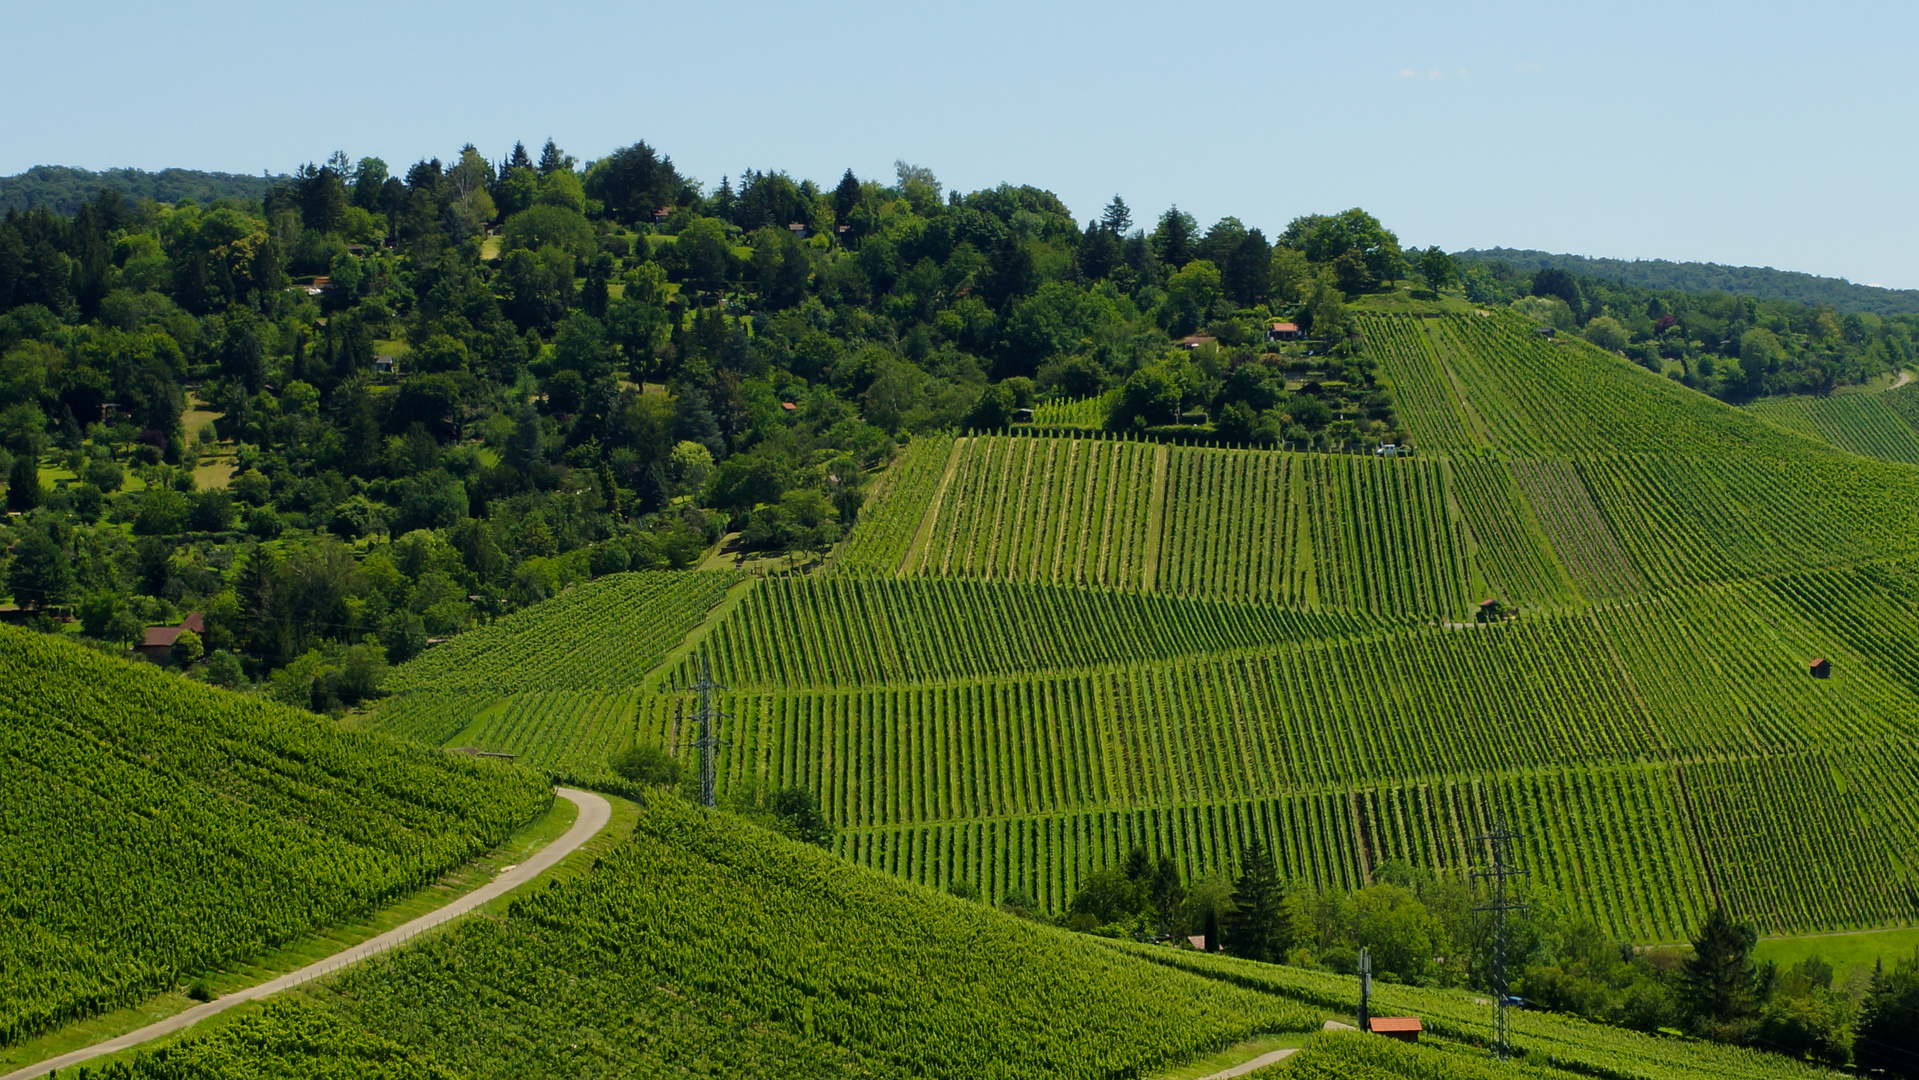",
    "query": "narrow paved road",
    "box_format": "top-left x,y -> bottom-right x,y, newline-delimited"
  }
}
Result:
1197,1047 -> 1297,1078
6,788 -> 612,1080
